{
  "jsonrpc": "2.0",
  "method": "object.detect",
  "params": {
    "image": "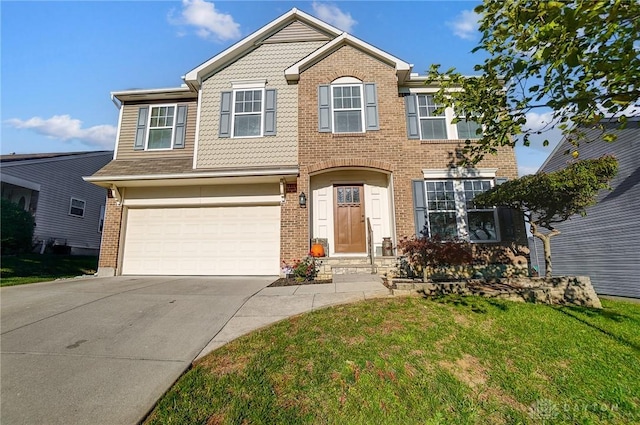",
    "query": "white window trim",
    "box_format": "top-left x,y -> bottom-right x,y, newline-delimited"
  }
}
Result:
454,109 -> 483,140
422,168 -> 498,179
69,197 -> 86,218
145,103 -> 178,151
231,88 -> 265,139
230,80 -> 267,139
421,169 -> 500,242
331,83 -> 366,134
416,94 -> 449,140
461,180 -> 500,242
410,93 -> 483,140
